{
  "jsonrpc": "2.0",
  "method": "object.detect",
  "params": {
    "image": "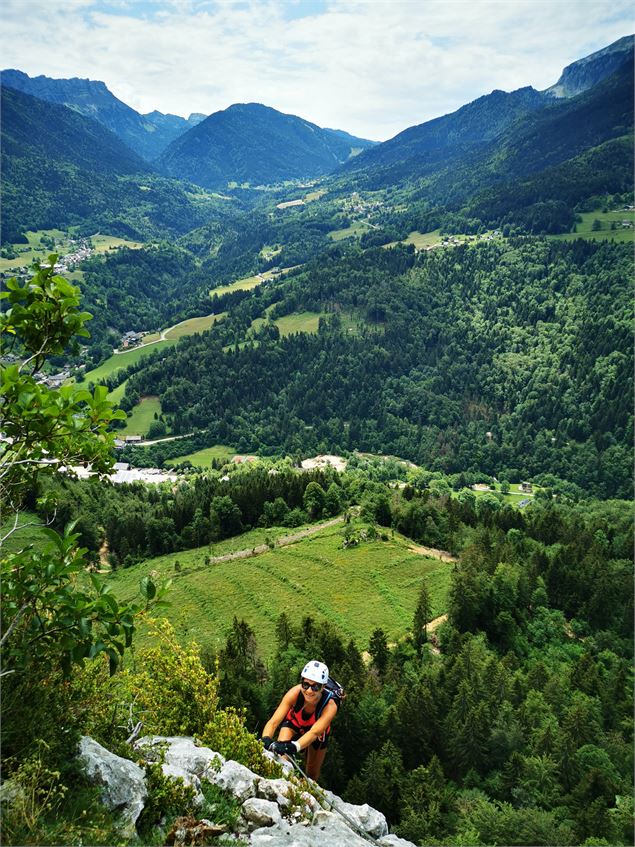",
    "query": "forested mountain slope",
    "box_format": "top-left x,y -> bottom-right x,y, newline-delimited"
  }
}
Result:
0,87 -> 235,242
341,85 -> 547,178
1,68 -> 195,159
337,45 -> 634,208
121,238 -> 632,499
157,102 -> 373,188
